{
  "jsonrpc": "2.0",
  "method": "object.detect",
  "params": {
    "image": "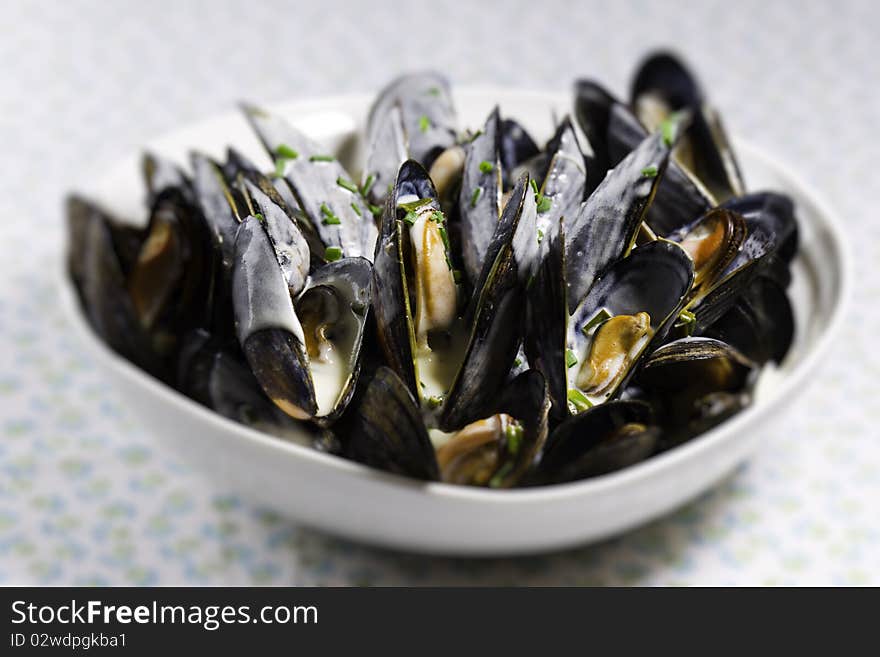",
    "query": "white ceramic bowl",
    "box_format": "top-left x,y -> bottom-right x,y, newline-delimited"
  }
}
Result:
61,89 -> 850,555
